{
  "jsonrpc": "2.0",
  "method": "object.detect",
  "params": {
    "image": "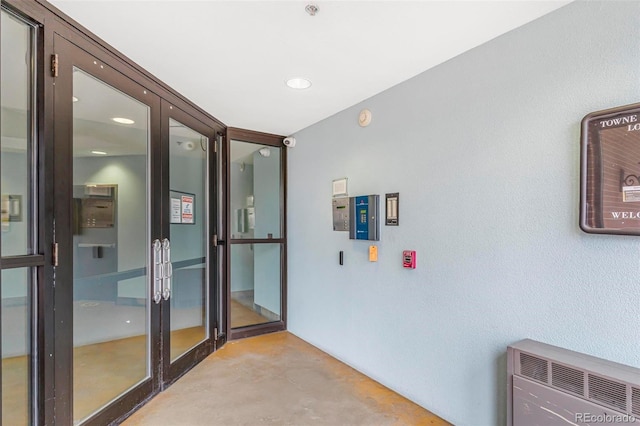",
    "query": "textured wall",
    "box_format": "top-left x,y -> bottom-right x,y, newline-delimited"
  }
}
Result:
287,2 -> 640,425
